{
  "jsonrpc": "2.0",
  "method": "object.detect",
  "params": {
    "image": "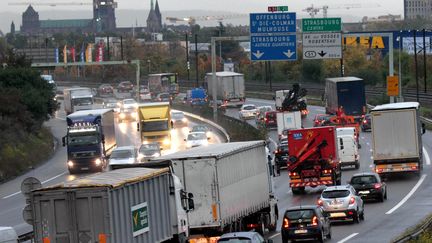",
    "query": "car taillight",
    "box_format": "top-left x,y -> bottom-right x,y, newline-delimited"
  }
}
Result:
283,218 -> 290,228
363,120 -> 367,124
323,169 -> 332,174
374,183 -> 381,189
317,199 -> 323,206
289,172 -> 298,177
349,197 -> 355,205
312,216 -> 318,226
